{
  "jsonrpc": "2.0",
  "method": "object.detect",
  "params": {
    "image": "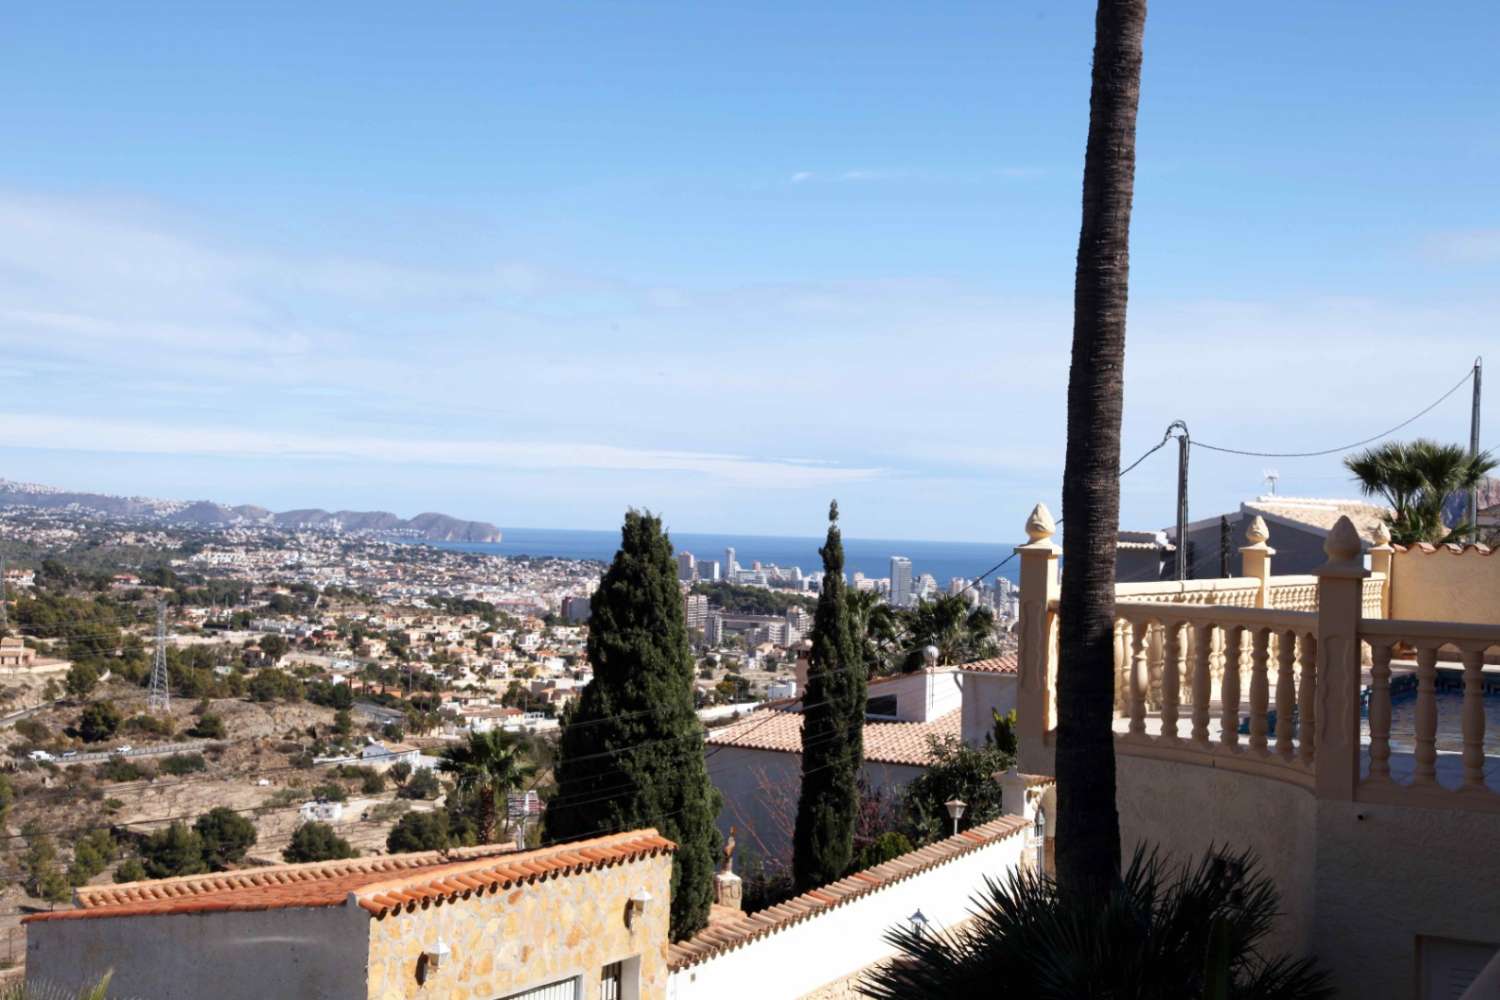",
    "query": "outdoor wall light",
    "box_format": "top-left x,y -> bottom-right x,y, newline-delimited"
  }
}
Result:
627,888 -> 652,927
944,797 -> 967,836
923,645 -> 940,669
425,937 -> 452,971
908,910 -> 930,937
